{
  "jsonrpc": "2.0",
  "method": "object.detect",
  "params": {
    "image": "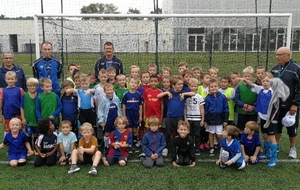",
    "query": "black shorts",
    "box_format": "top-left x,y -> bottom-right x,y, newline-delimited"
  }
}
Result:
260,118 -> 278,135
82,153 -> 93,164
106,156 -> 127,165
79,108 -> 96,126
